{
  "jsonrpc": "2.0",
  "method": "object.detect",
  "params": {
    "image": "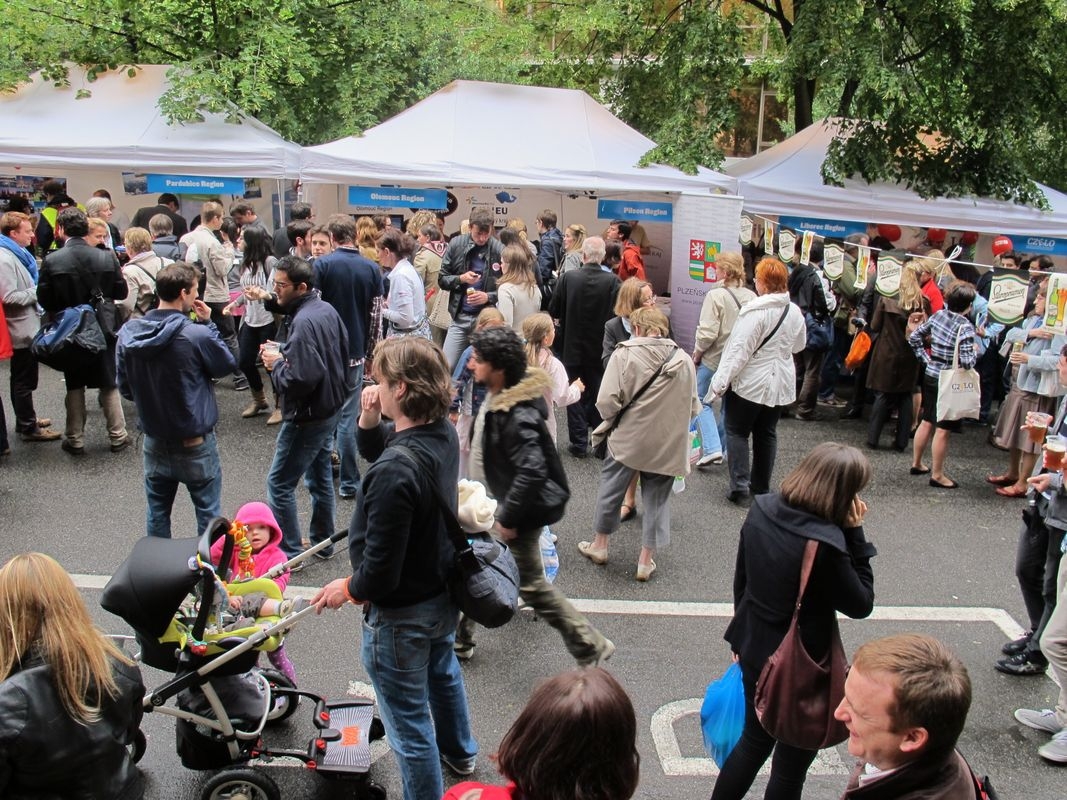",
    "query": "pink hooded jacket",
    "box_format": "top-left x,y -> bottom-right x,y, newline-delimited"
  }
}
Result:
209,501 -> 290,591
